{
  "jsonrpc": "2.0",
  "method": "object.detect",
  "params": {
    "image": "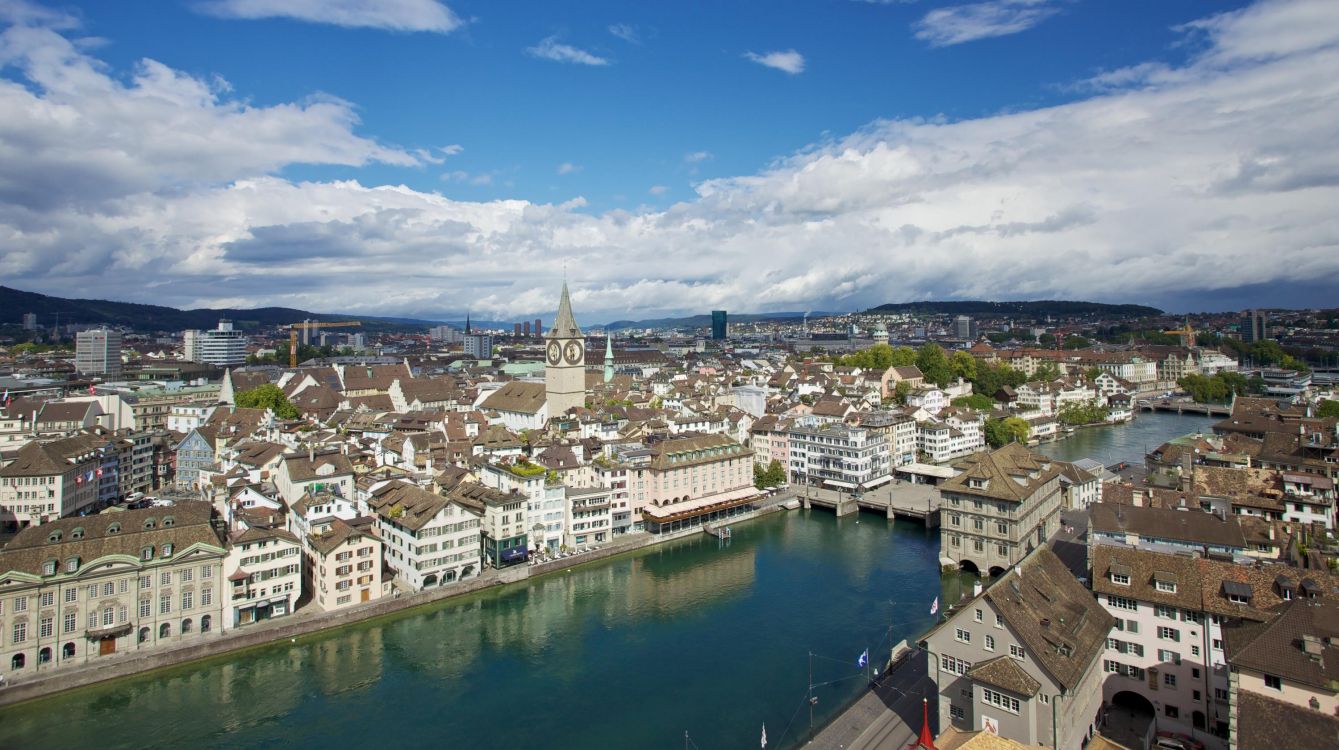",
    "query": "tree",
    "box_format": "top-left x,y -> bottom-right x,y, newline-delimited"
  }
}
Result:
972,363 -> 1027,397
985,416 -> 1030,447
764,459 -> 787,487
1062,335 -> 1091,350
916,344 -> 952,387
1033,362 -> 1061,382
754,463 -> 767,489
893,380 -> 912,406
1057,401 -> 1110,426
949,351 -> 977,382
235,384 -> 300,419
1083,366 -> 1103,383
1317,399 -> 1339,419
951,394 -> 994,411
